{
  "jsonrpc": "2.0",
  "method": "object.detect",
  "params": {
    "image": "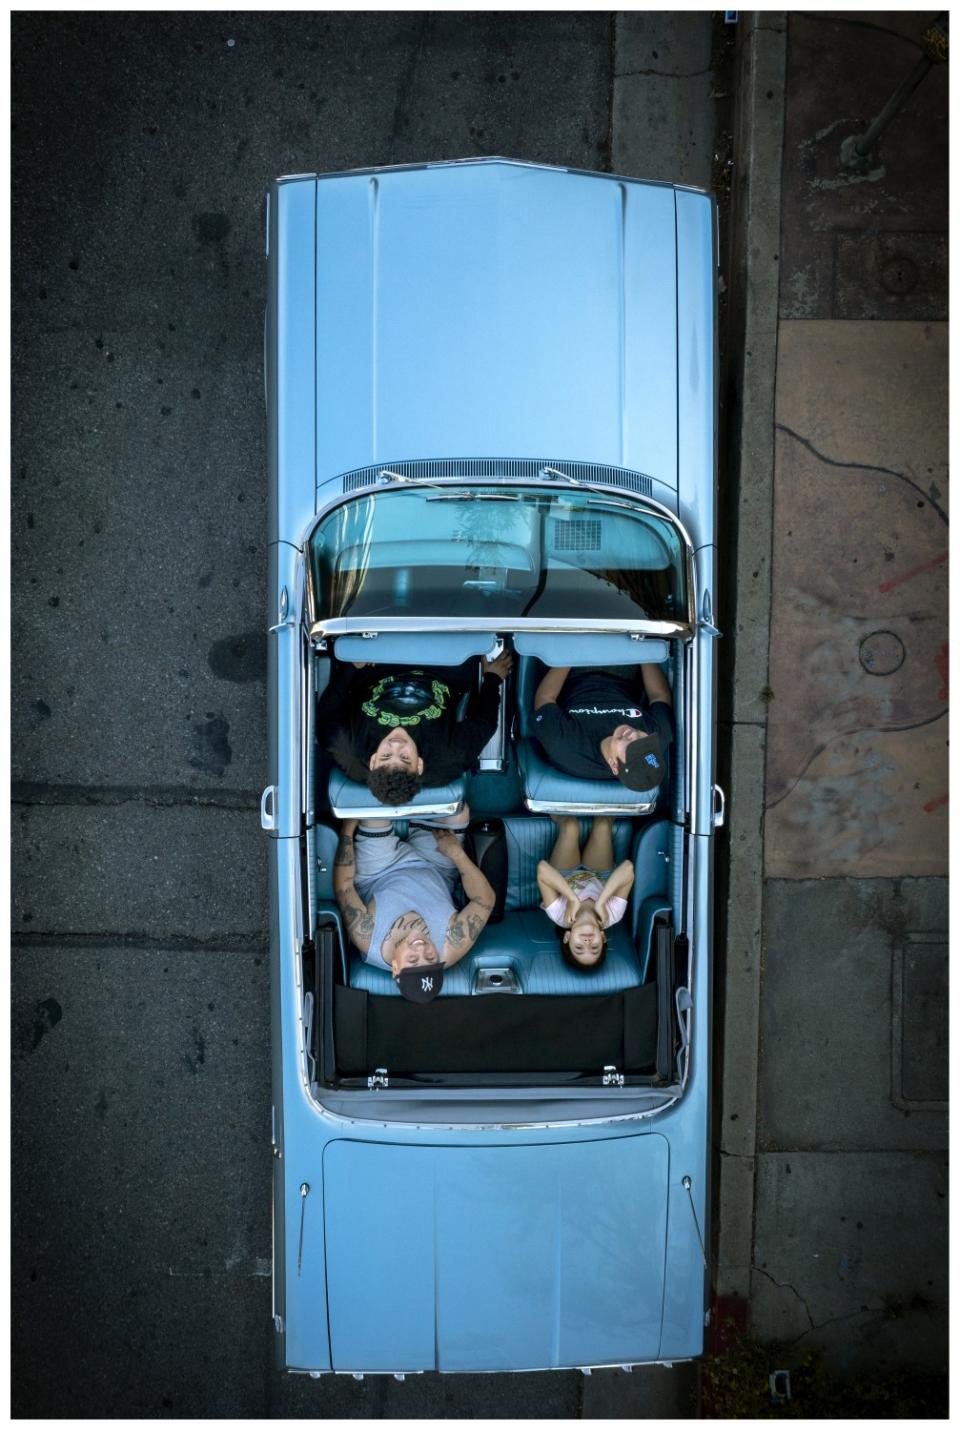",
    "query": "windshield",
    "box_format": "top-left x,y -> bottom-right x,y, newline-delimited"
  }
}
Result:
309,485 -> 688,623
